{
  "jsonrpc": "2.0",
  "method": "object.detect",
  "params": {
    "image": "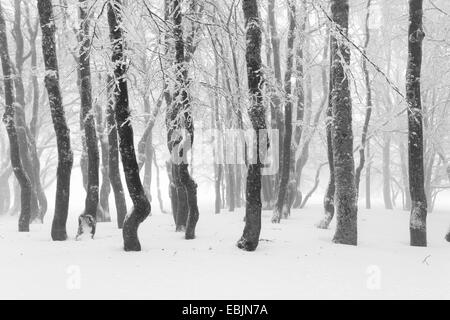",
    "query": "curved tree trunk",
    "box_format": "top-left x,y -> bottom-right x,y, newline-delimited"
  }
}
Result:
330,0 -> 357,246
106,76 -> 127,229
77,0 -> 99,239
108,0 -> 151,251
38,0 -> 74,241
237,0 -> 266,251
406,0 -> 427,247
166,0 -> 199,239
0,2 -> 32,232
